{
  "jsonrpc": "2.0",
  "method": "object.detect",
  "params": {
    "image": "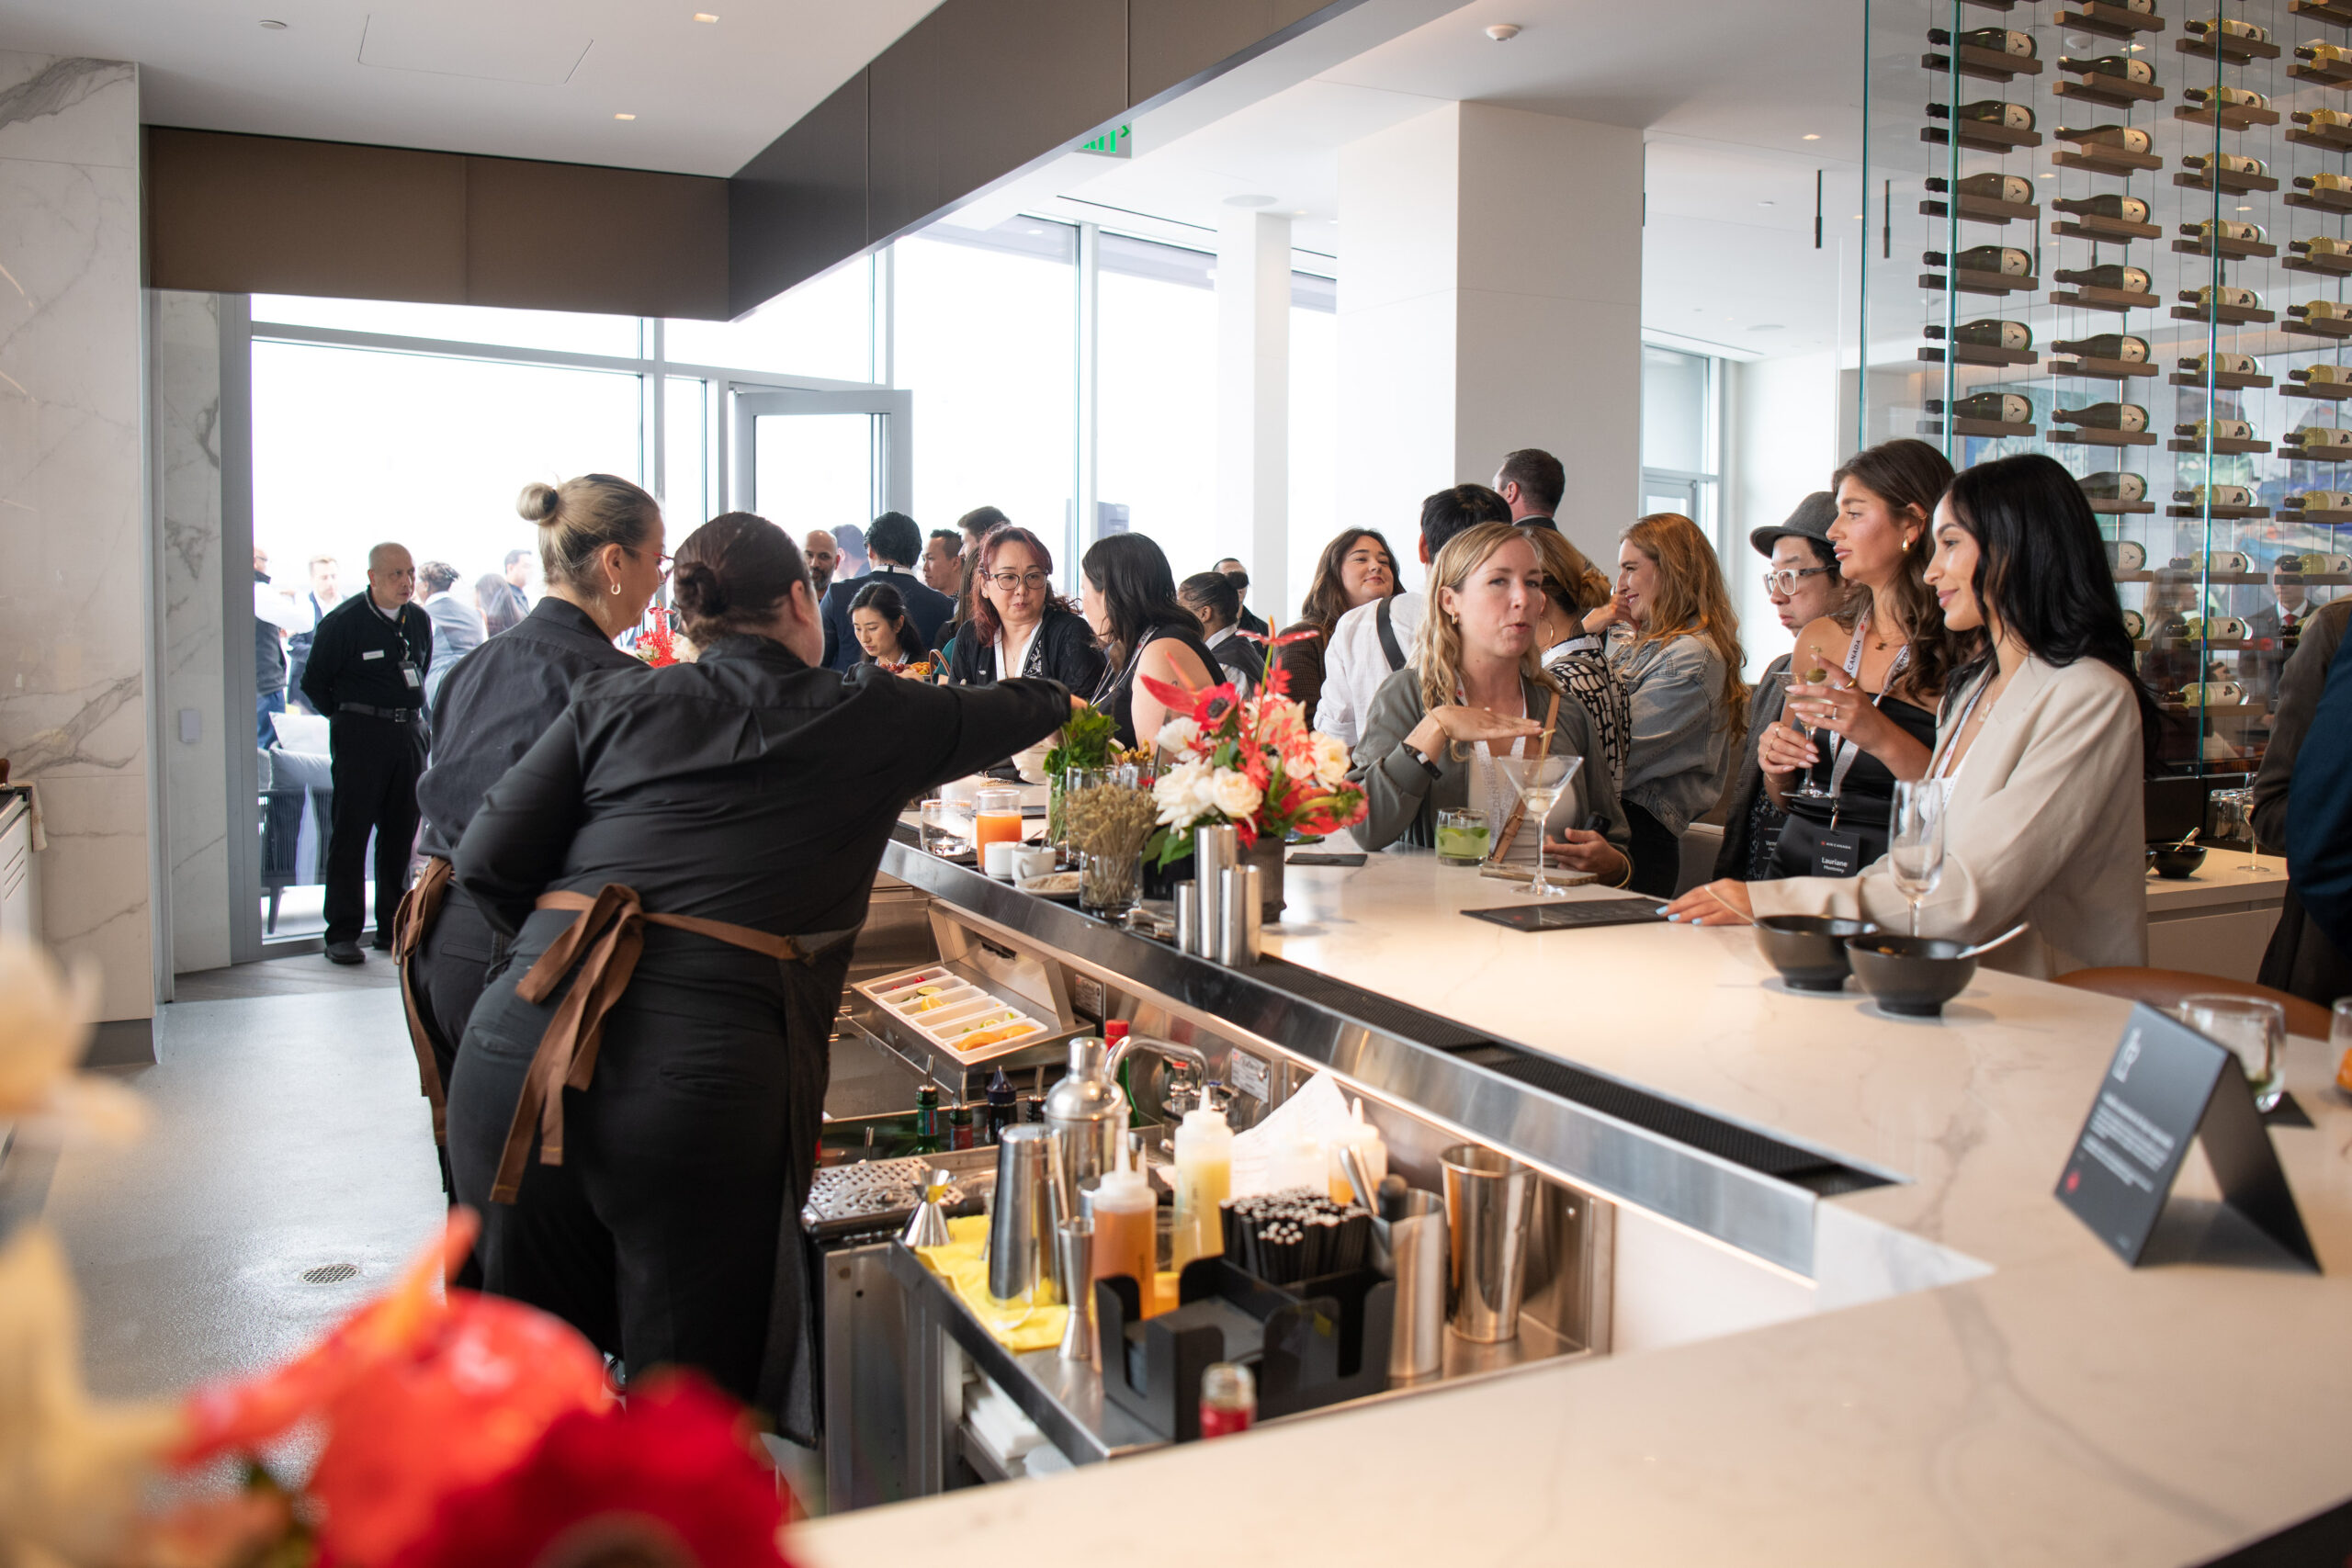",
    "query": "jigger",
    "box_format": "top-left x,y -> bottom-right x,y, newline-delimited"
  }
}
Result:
1056,1217 -> 1097,1363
